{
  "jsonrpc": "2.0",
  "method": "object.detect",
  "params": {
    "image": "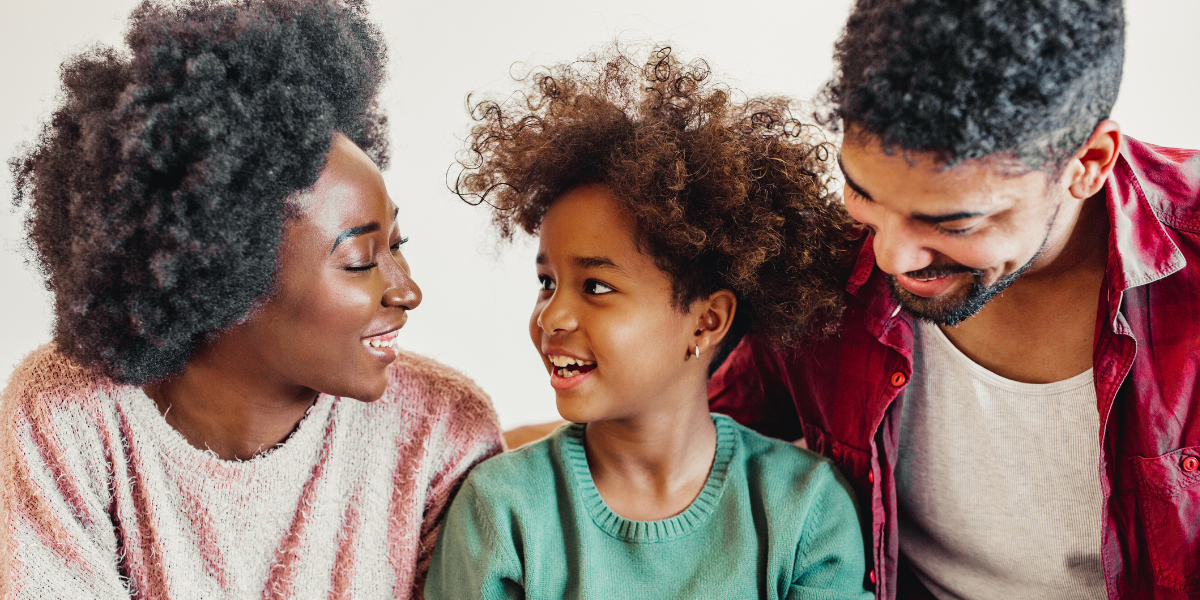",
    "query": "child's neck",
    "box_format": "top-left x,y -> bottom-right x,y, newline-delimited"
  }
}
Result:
583,384 -> 718,522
